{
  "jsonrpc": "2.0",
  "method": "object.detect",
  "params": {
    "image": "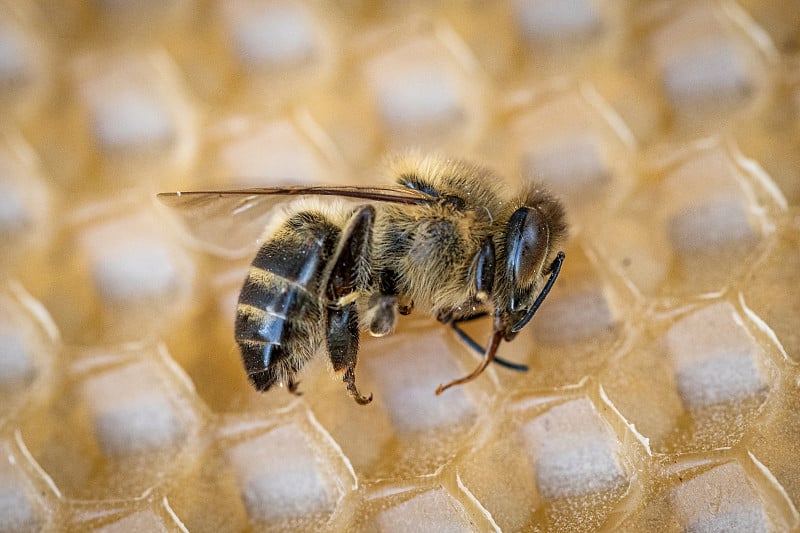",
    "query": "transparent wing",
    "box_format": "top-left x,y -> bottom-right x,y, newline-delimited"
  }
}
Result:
156,185 -> 432,258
